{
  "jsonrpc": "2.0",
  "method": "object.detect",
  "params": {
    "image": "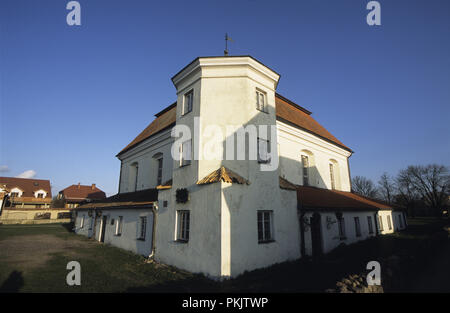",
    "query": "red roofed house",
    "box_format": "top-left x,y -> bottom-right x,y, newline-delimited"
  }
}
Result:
73,56 -> 406,279
57,183 -> 106,209
0,177 -> 72,224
